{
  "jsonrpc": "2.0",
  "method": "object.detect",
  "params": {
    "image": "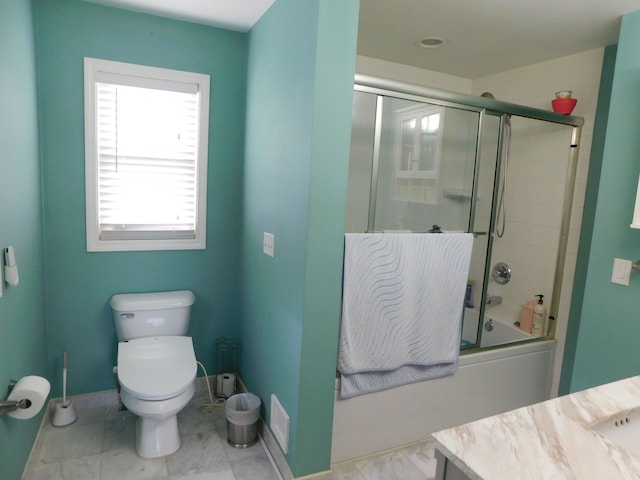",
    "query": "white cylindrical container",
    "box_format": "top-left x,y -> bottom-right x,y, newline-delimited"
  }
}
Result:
216,373 -> 236,397
225,393 -> 261,448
